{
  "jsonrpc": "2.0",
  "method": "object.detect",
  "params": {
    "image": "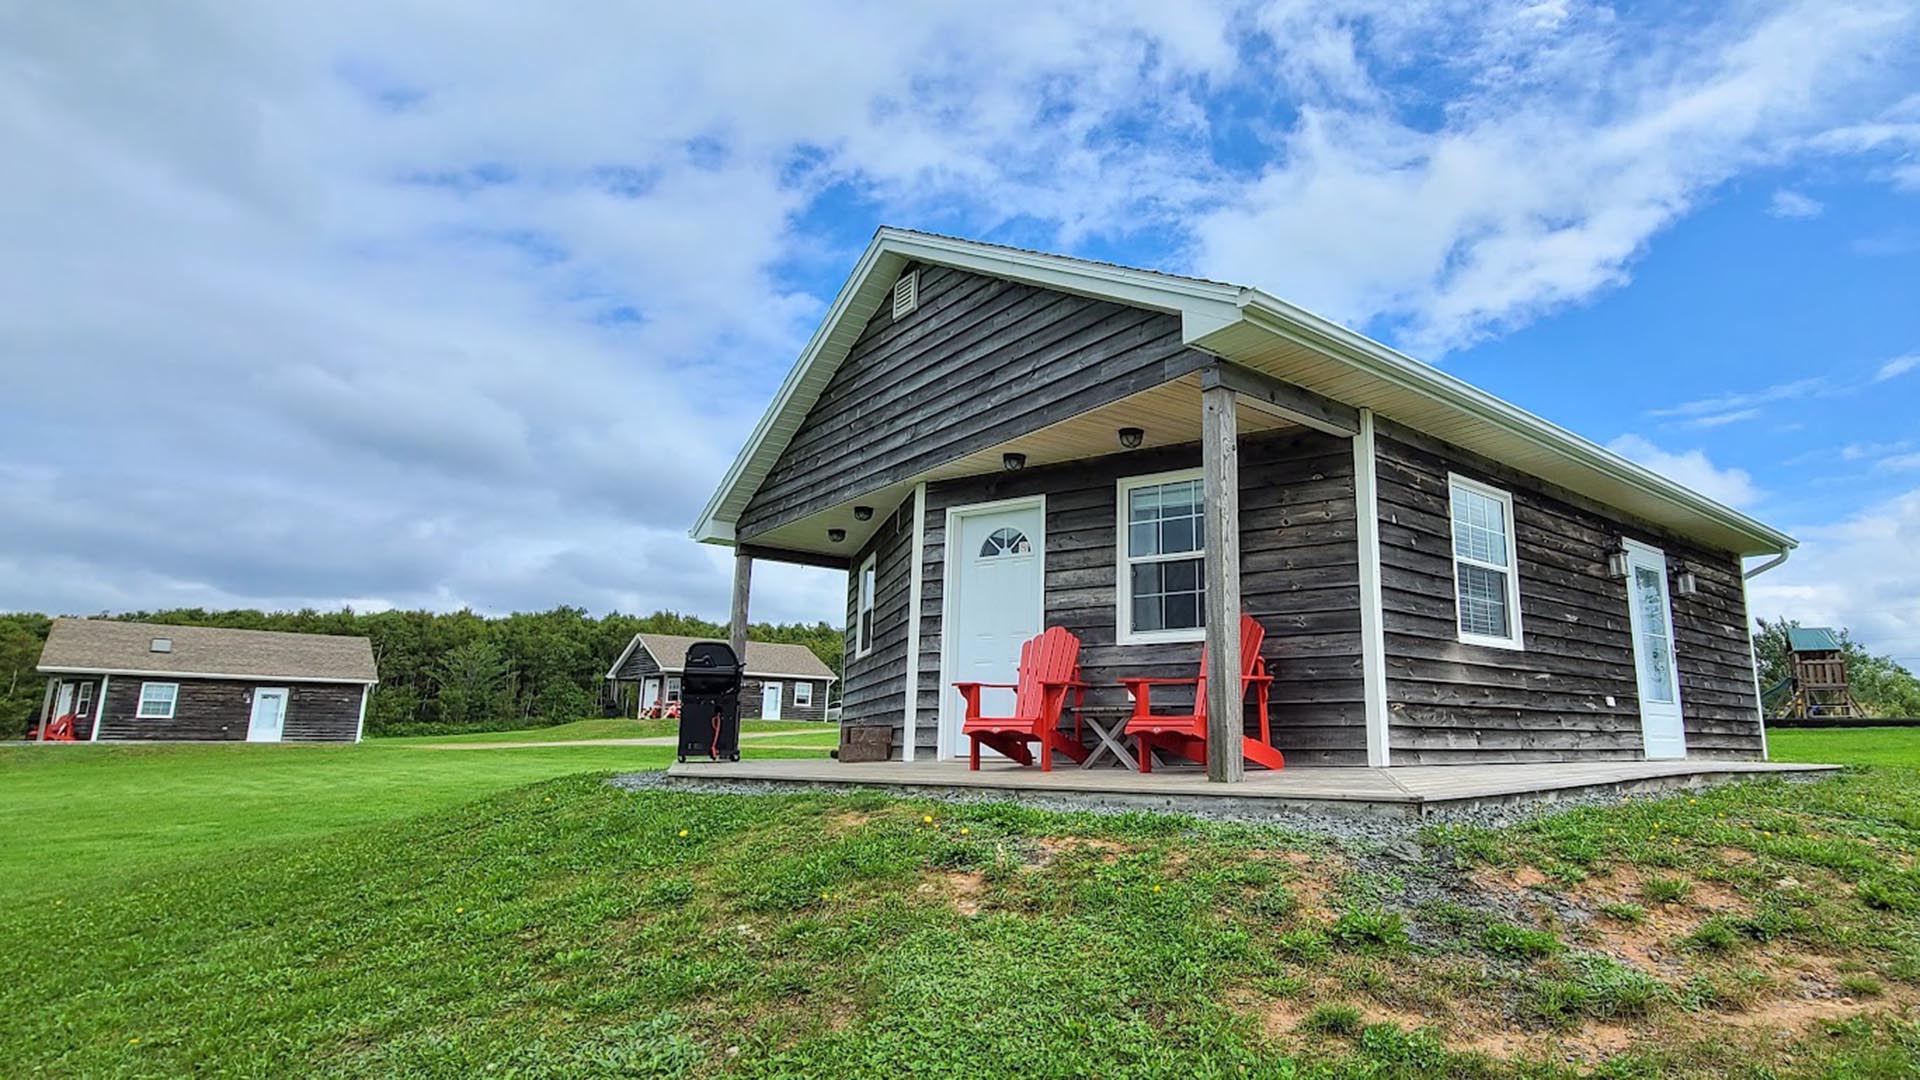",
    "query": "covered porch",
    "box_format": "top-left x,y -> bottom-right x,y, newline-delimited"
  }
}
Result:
661,757 -> 1837,820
